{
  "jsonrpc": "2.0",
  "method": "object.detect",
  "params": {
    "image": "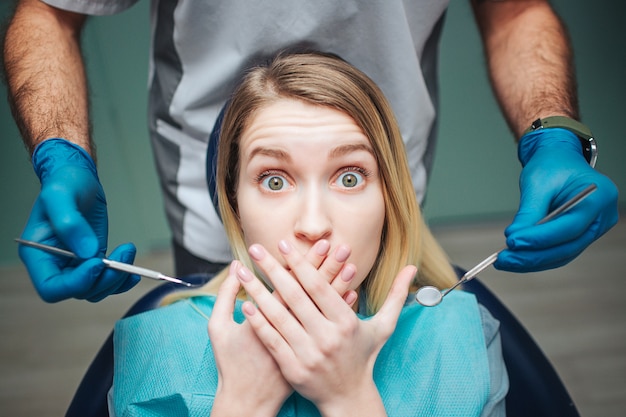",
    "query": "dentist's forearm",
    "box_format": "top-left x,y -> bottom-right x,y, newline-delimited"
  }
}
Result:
472,0 -> 578,138
4,0 -> 93,156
